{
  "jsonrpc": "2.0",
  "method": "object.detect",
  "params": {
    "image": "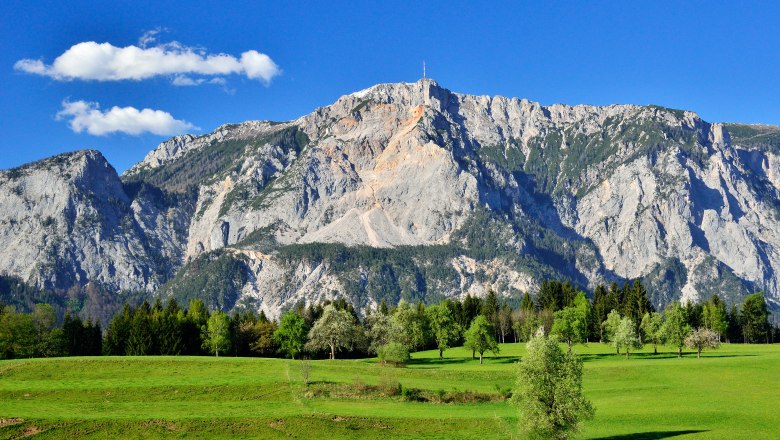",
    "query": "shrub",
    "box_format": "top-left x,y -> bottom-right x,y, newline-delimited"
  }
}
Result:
377,342 -> 410,366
